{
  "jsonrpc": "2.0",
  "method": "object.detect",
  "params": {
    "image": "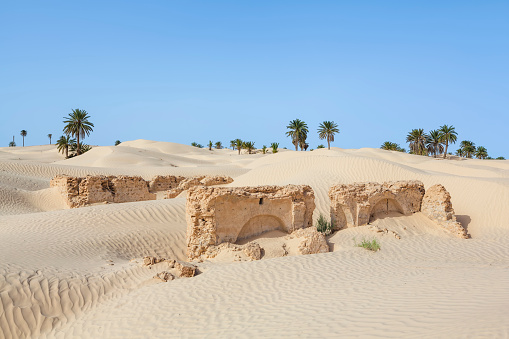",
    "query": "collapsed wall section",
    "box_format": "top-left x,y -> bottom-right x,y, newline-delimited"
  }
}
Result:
165,175 -> 233,198
186,185 -> 315,260
421,184 -> 469,238
328,181 -> 425,229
